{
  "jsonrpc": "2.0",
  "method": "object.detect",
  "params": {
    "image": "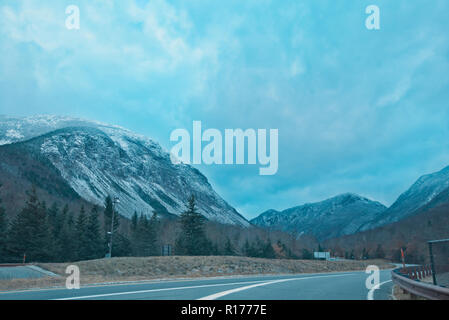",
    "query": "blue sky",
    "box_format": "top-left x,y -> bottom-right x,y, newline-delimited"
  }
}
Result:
1,0 -> 449,219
